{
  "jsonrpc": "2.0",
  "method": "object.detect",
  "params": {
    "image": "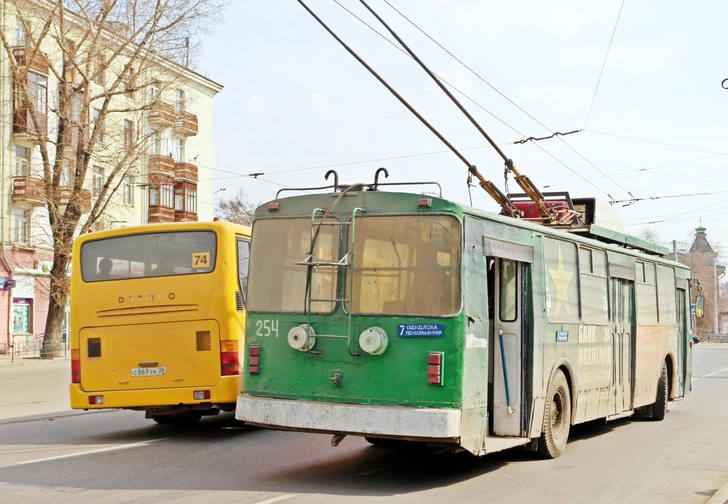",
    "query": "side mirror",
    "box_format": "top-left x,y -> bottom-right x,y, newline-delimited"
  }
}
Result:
695,295 -> 705,318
